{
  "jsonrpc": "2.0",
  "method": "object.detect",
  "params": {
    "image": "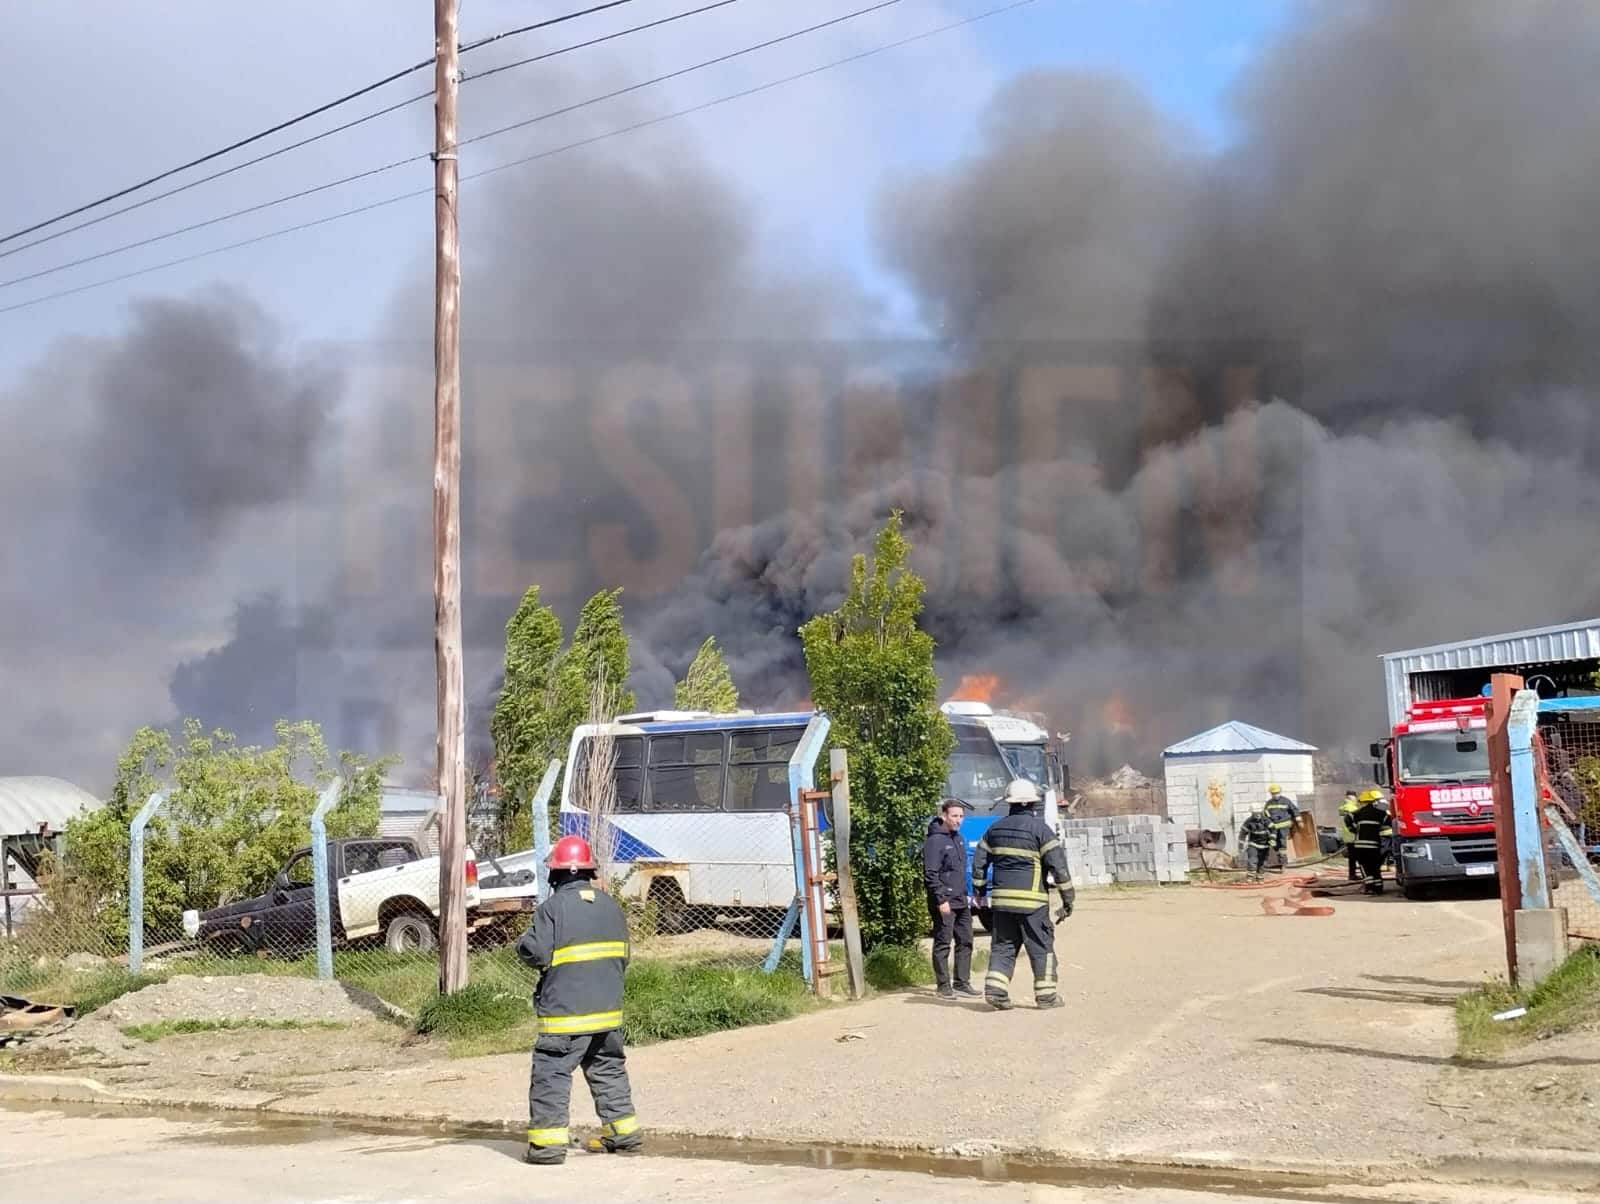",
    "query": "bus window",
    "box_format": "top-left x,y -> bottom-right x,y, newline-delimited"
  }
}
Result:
726,727 -> 805,811
647,733 -> 725,812
573,735 -> 645,812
